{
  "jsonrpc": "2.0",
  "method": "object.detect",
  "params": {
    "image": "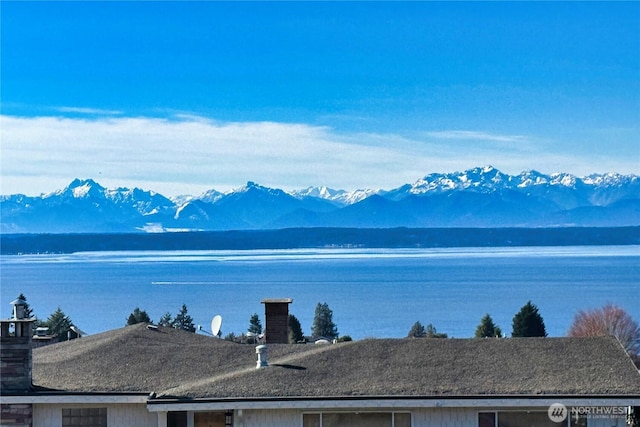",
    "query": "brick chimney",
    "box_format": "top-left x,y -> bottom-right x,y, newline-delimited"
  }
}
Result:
1,298 -> 35,426
261,298 -> 292,344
